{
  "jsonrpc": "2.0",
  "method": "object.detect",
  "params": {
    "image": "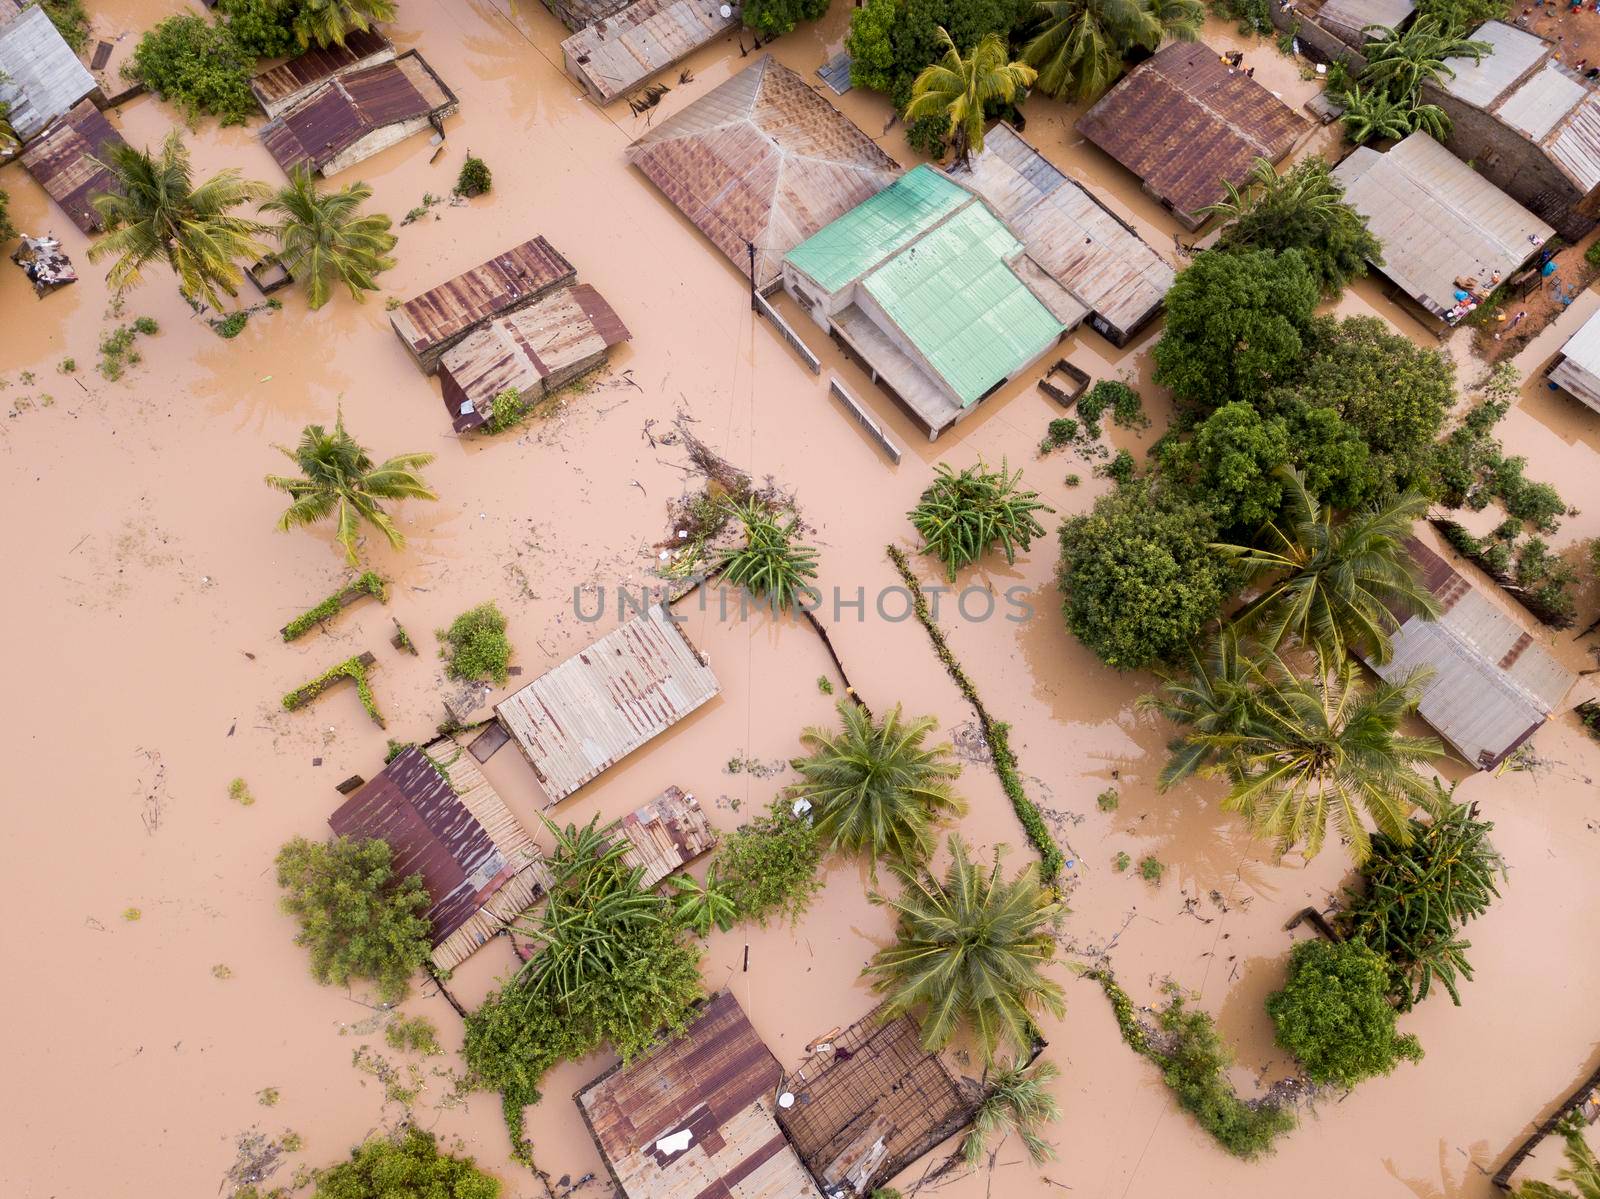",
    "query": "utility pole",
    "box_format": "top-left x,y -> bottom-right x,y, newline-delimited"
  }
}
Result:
747,241 -> 758,315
